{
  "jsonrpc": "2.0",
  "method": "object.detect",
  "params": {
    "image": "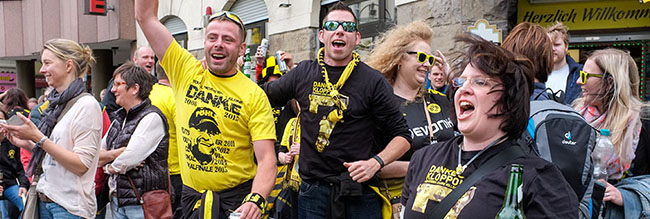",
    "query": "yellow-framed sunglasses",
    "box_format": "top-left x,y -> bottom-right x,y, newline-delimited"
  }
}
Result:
407,51 -> 435,65
579,70 -> 604,83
